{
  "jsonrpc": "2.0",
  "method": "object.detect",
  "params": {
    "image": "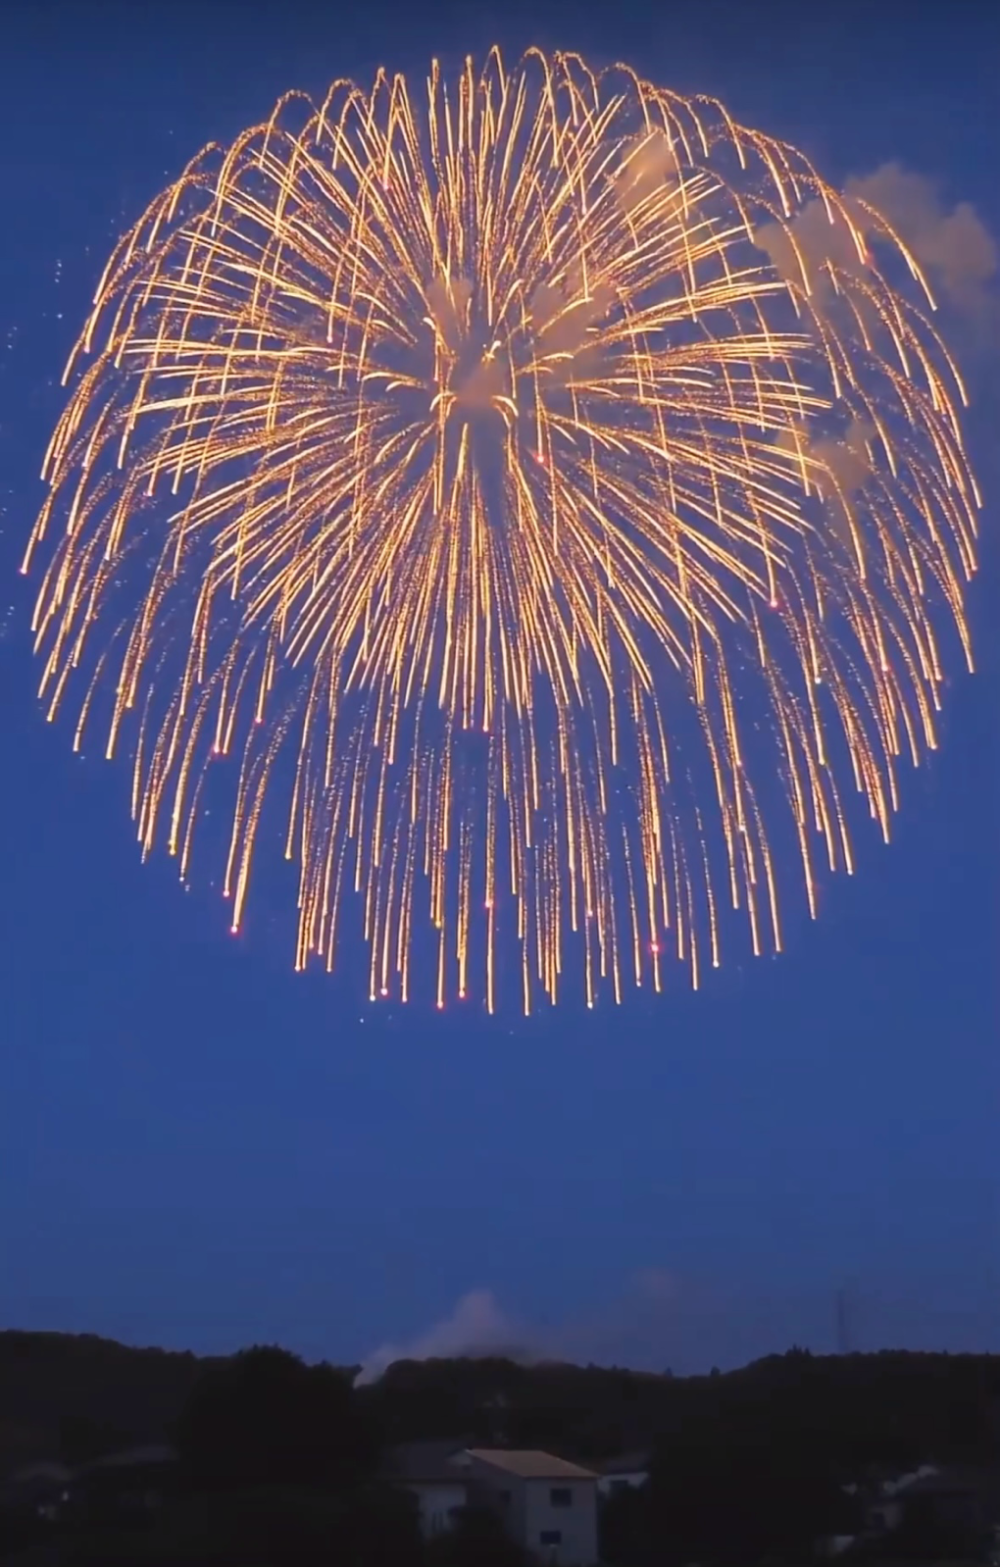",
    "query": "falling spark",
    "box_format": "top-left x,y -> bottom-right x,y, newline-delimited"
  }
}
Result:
24,50 -> 978,1012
